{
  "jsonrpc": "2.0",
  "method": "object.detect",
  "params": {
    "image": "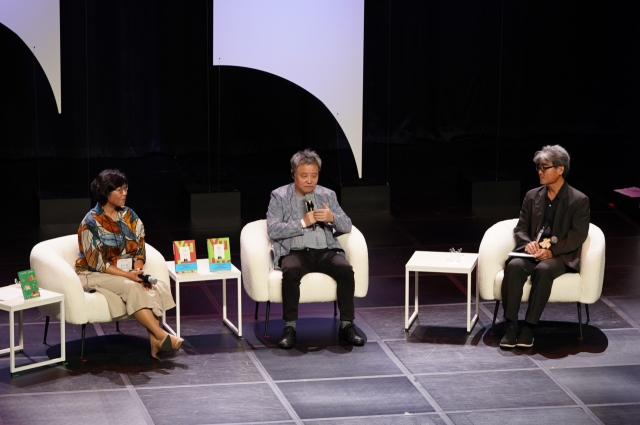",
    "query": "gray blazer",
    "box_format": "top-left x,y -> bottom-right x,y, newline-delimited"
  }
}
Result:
513,182 -> 590,271
266,183 -> 352,269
